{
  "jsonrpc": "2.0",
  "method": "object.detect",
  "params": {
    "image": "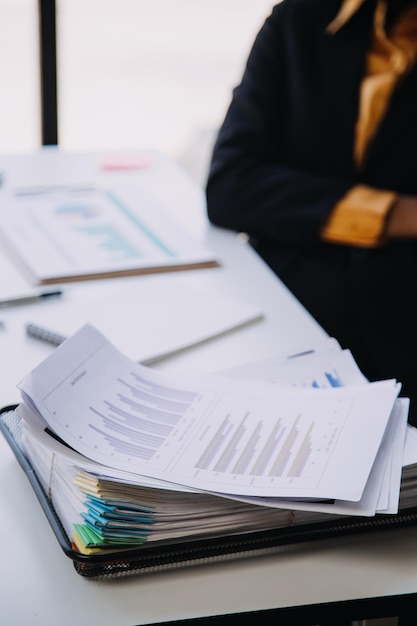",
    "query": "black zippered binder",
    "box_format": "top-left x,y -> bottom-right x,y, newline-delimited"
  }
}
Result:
2,403 -> 417,580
